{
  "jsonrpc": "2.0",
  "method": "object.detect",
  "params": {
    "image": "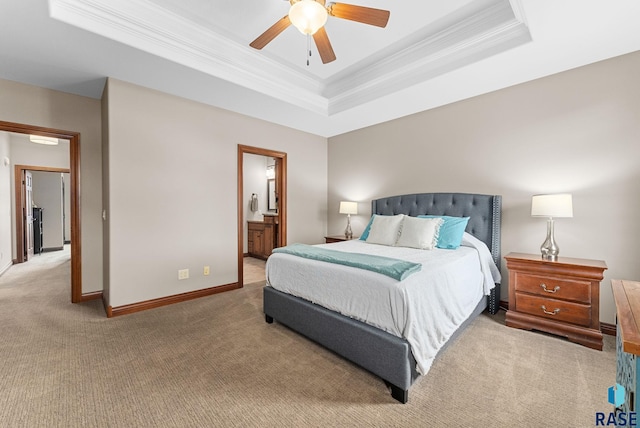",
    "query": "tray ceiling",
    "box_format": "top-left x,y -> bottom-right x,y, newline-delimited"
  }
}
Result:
0,0 -> 639,137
